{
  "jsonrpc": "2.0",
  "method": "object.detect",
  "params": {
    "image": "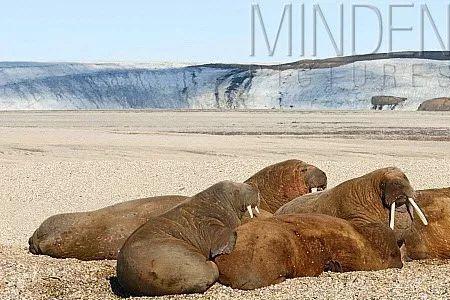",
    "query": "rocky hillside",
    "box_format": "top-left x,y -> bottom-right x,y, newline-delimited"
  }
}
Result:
1,52 -> 450,110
